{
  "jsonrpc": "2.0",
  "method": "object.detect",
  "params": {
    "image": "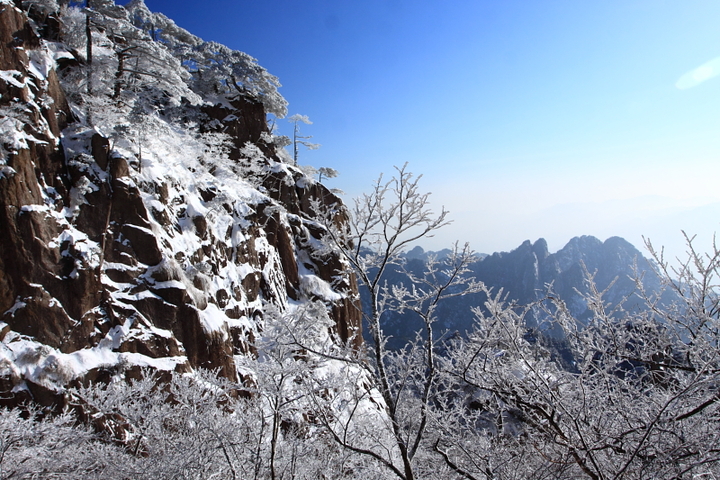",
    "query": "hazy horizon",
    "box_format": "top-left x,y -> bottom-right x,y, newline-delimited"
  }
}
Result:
130,0 -> 720,262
